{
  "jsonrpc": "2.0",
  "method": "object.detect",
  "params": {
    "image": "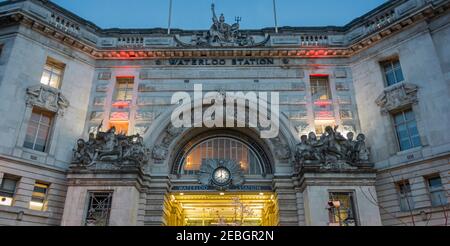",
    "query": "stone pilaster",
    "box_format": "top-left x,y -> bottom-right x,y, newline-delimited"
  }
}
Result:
273,177 -> 299,226
143,176 -> 170,226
